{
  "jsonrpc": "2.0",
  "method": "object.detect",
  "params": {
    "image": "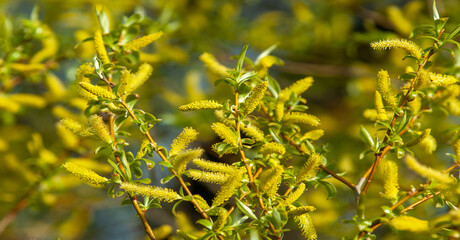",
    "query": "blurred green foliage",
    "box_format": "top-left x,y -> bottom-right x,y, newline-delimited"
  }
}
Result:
0,0 -> 460,239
